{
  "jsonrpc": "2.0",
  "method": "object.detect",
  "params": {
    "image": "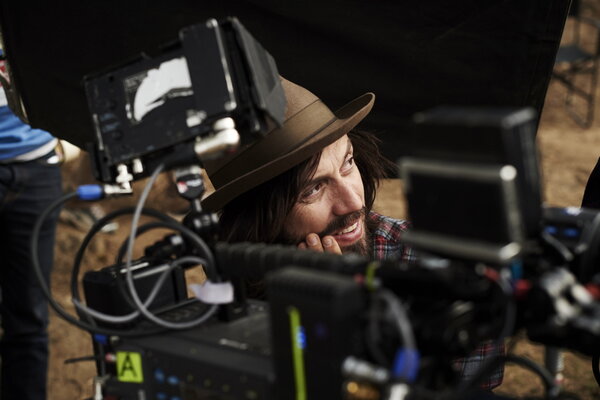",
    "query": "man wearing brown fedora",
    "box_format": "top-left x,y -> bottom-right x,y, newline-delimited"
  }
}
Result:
202,77 -> 503,390
202,77 -> 413,260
